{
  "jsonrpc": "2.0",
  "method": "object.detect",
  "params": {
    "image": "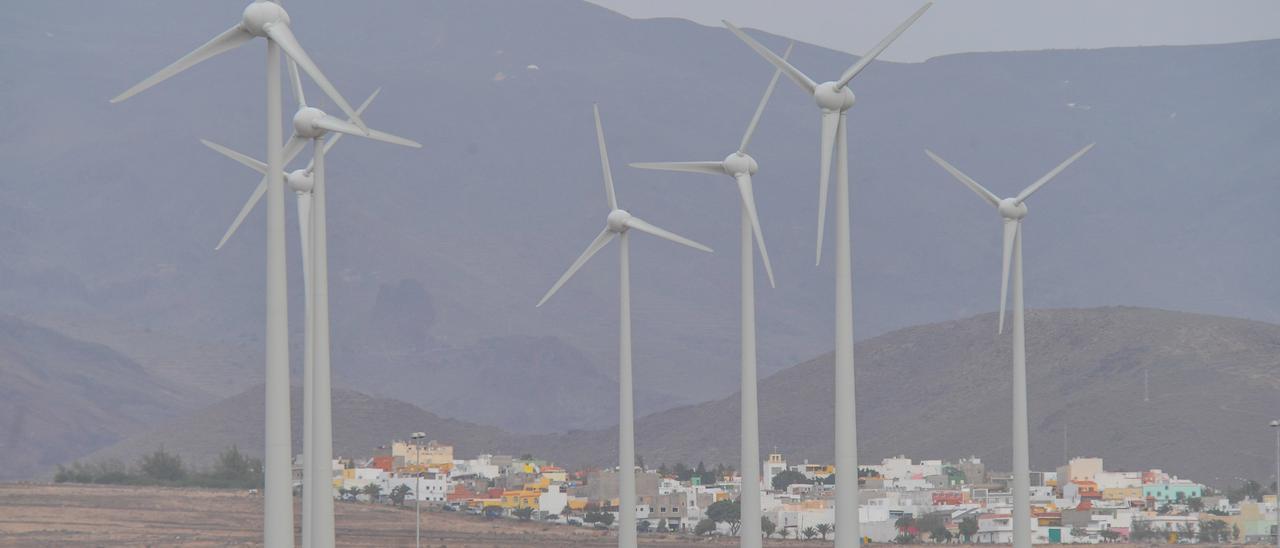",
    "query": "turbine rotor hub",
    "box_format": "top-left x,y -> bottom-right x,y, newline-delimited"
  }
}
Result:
606,209 -> 632,233
722,152 -> 757,176
814,81 -> 855,112
241,1 -> 290,37
999,198 -> 1028,220
287,169 -> 313,193
292,107 -> 328,139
